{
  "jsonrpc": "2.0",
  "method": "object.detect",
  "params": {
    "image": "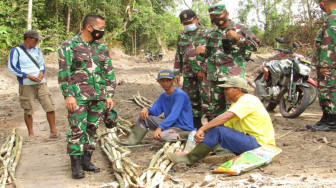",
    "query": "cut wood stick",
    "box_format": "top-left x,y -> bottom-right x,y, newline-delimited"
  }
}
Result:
276,130 -> 293,139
